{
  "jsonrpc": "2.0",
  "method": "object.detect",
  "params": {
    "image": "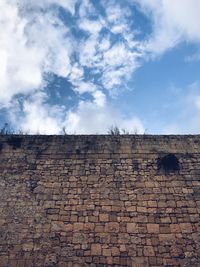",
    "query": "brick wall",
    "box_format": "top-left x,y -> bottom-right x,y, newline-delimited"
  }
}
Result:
0,135 -> 200,267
